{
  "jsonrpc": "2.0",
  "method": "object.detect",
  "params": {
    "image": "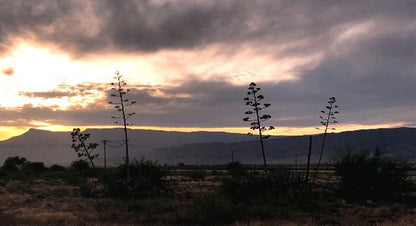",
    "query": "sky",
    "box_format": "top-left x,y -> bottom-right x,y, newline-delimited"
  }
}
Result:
0,0 -> 415,140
